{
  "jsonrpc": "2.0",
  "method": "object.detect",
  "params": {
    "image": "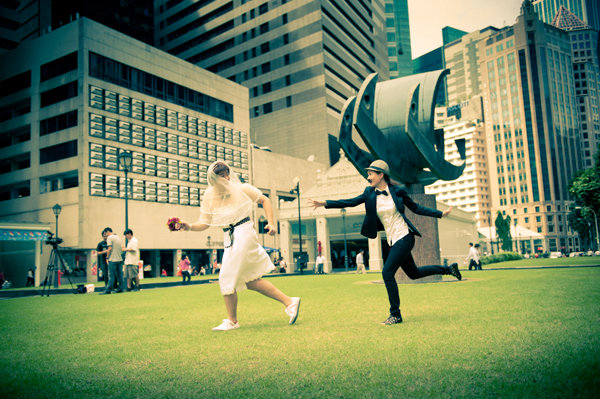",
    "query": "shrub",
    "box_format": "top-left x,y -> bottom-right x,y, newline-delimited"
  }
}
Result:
480,251 -> 523,265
